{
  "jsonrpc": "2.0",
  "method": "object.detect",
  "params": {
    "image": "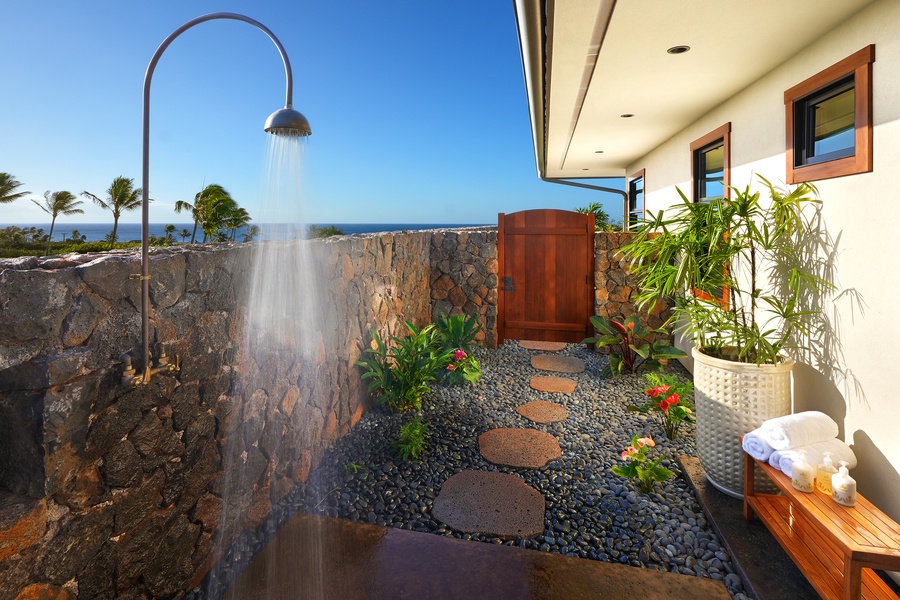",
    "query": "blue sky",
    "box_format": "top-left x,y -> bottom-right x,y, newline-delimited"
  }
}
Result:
0,0 -> 624,225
